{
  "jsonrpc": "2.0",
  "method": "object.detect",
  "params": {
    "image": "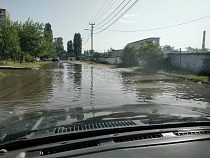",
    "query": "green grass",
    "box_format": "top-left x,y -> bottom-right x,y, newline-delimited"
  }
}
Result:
1,61 -> 51,68
116,64 -> 210,84
158,70 -> 210,83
